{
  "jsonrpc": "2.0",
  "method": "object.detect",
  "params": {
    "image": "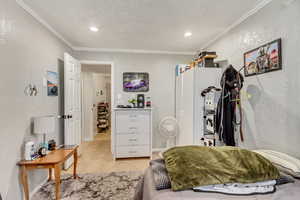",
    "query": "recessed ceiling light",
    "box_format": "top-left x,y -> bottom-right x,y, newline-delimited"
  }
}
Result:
184,31 -> 192,38
89,26 -> 99,32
